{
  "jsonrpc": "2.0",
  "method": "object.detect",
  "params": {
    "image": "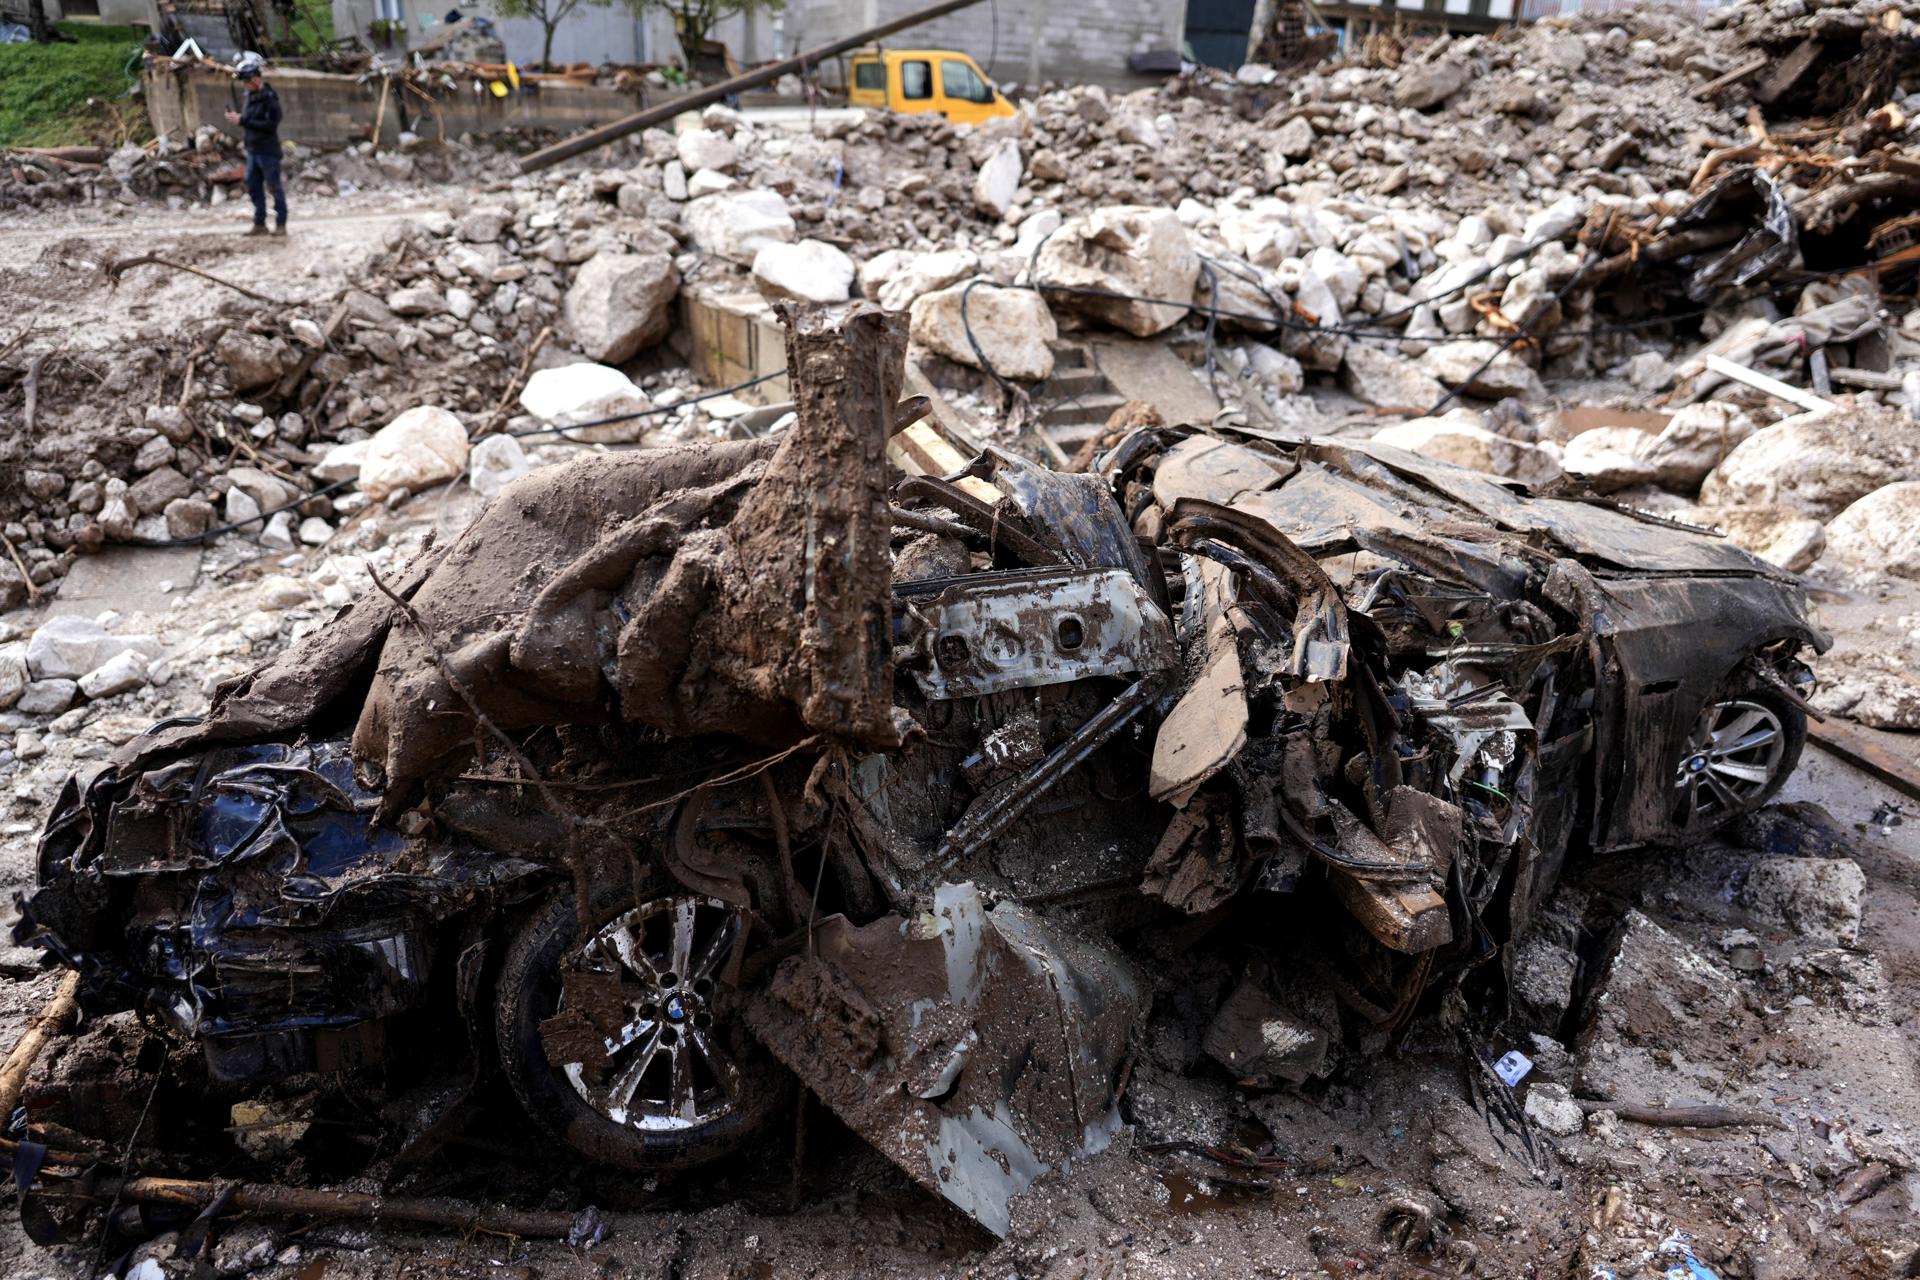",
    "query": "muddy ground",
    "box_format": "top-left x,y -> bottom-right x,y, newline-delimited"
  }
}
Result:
3,191 -> 1919,1280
